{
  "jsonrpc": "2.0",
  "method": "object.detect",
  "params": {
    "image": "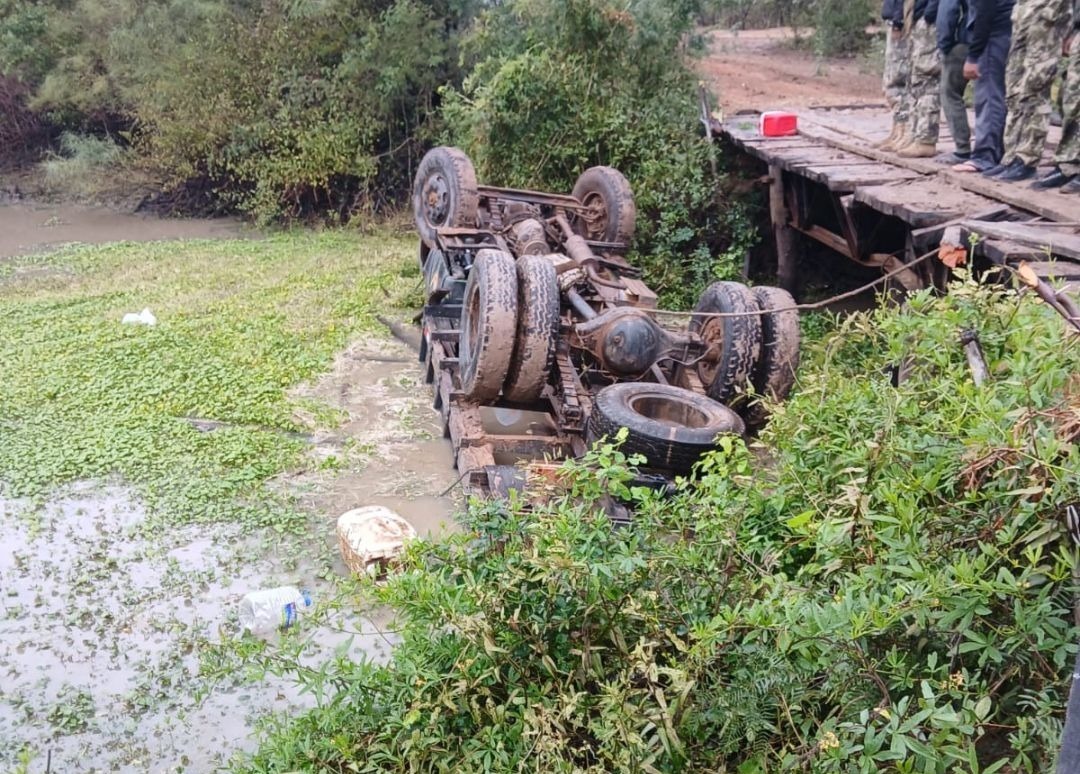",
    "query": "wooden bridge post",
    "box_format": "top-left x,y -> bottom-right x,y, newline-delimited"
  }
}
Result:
768,164 -> 799,293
